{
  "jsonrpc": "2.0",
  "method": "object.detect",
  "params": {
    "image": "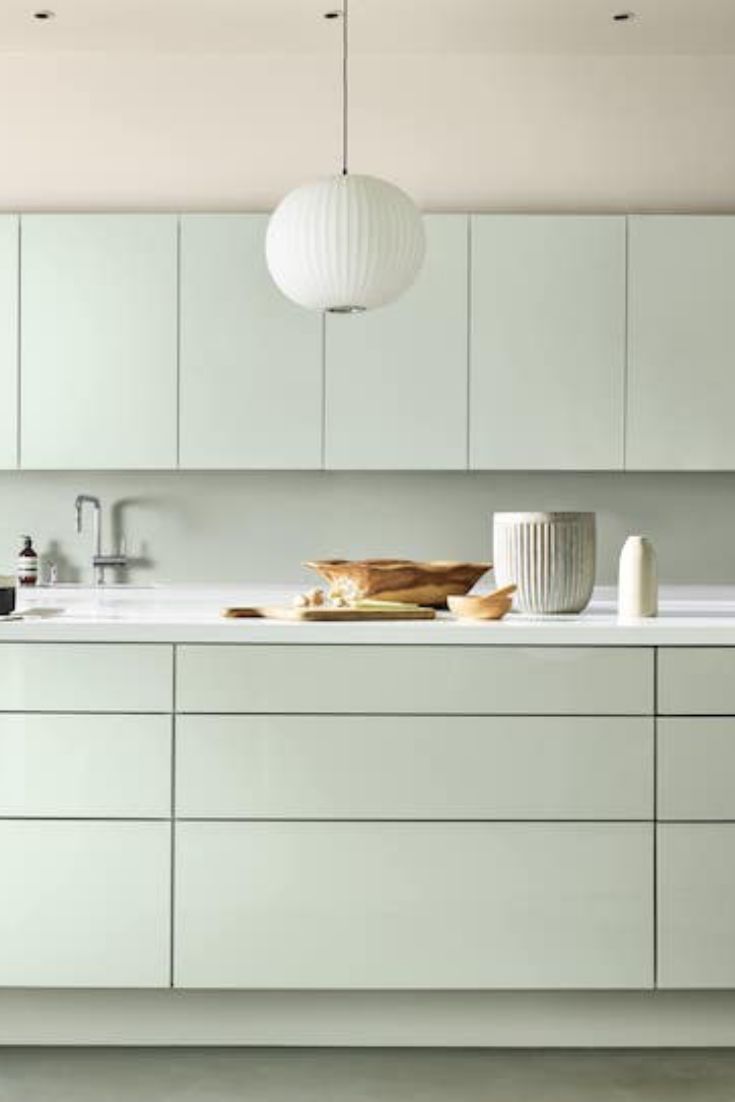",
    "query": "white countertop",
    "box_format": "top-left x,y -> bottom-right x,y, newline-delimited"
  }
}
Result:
5,583 -> 735,644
